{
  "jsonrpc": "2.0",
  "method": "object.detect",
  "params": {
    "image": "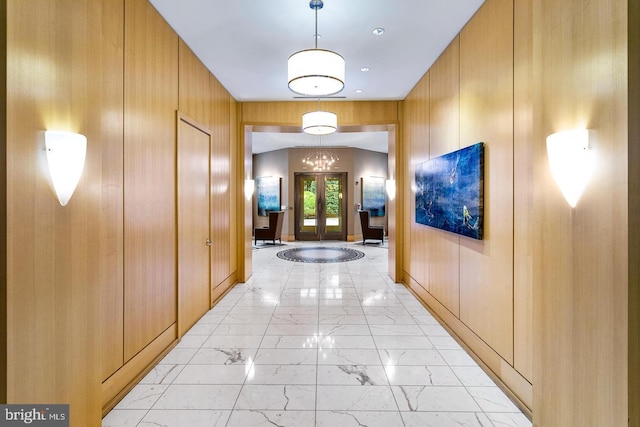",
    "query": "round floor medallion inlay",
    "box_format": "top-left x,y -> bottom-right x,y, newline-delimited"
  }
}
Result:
276,247 -> 365,263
